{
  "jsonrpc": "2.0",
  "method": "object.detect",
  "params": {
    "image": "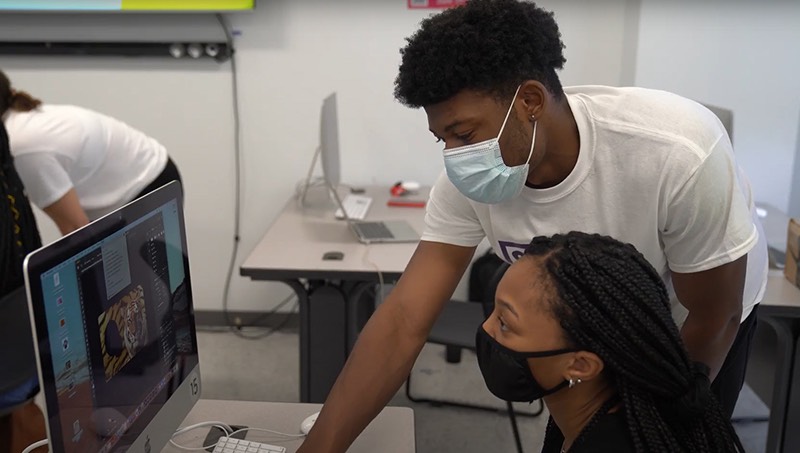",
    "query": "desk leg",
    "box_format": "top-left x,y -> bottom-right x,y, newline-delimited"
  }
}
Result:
305,282 -> 349,403
761,317 -> 799,453
284,279 -> 373,404
282,280 -> 312,403
346,282 -> 378,352
782,324 -> 800,452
